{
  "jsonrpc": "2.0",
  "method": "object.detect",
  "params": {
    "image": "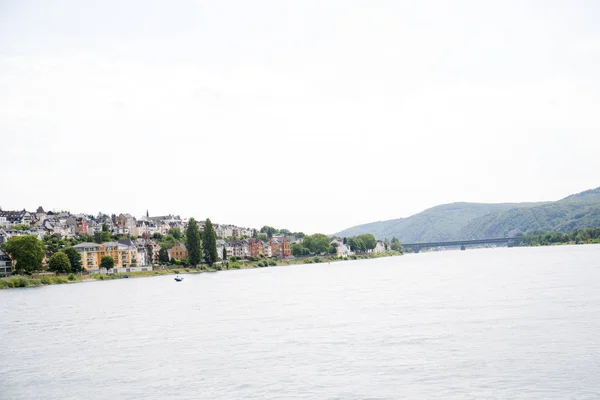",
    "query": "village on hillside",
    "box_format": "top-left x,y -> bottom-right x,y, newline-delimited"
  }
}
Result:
0,207 -> 396,275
